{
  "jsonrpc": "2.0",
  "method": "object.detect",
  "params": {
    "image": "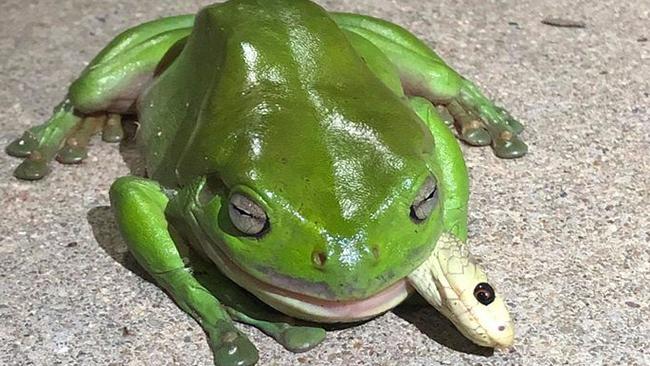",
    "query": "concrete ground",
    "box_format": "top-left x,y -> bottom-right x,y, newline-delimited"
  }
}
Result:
1,0 -> 648,365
